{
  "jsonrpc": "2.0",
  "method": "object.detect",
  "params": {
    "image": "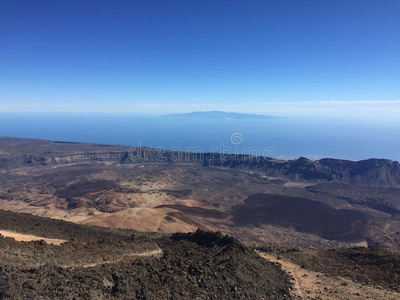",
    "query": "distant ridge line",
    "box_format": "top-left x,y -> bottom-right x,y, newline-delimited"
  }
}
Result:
163,110 -> 279,120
